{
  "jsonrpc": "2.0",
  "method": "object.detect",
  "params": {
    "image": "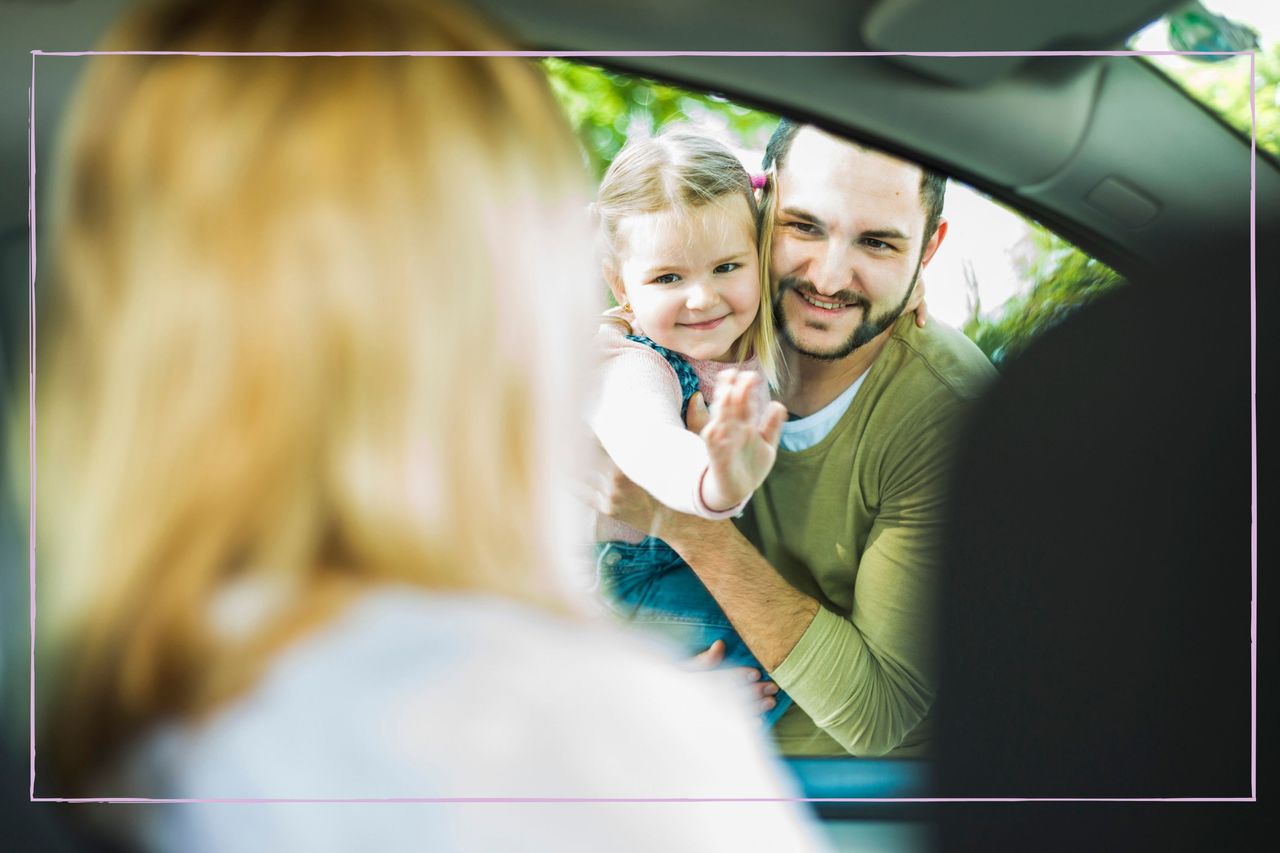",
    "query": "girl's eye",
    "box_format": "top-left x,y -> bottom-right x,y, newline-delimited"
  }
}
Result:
652,273 -> 681,285
713,262 -> 740,274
